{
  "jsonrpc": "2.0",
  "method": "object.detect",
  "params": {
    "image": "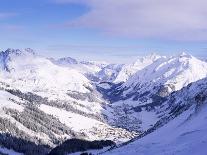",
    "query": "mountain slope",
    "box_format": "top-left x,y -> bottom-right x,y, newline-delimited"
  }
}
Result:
104,77 -> 207,155
0,49 -> 137,155
124,52 -> 207,95
0,48 -> 92,98
101,53 -> 207,132
96,64 -> 124,82
114,53 -> 162,83
52,57 -> 109,82
0,49 -> 207,155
